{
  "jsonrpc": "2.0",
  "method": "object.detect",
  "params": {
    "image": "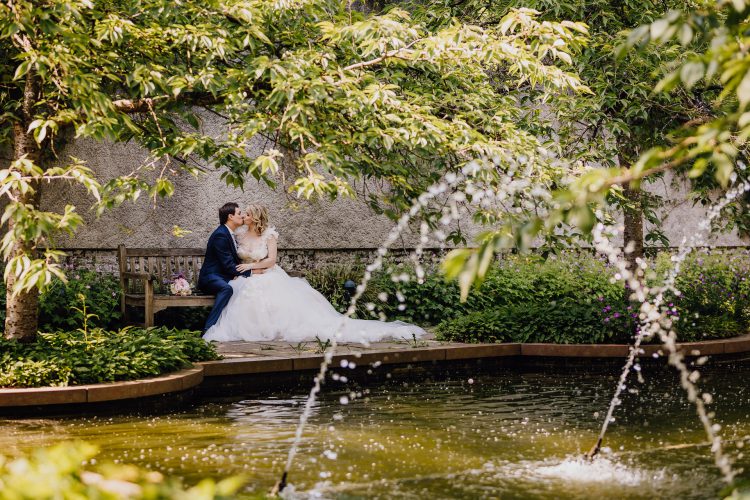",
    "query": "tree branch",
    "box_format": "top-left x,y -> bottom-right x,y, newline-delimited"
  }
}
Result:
603,137 -> 705,188
111,93 -> 221,114
343,40 -> 421,72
